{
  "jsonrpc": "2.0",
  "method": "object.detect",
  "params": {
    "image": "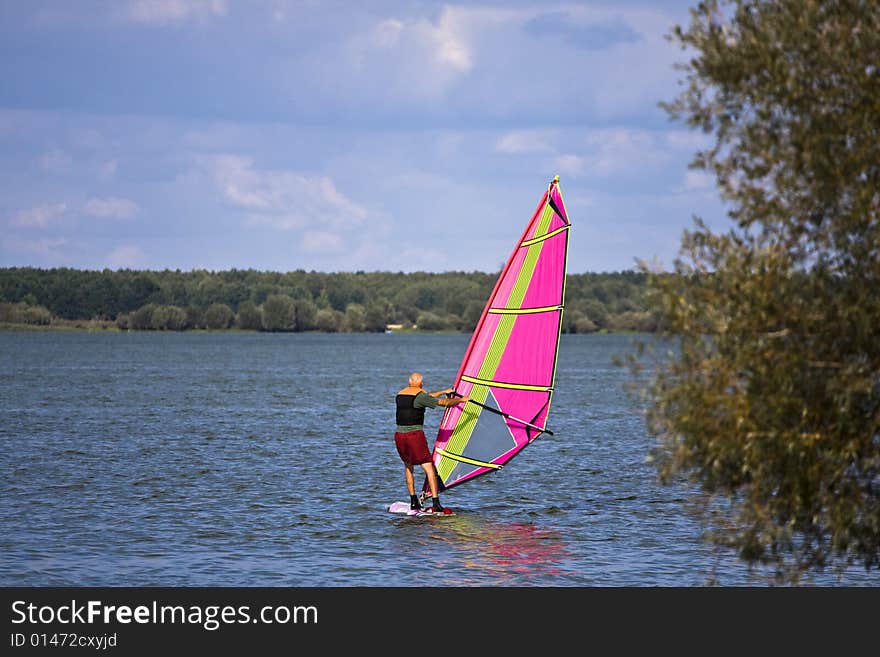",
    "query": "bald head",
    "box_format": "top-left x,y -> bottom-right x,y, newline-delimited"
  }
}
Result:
408,372 -> 423,388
